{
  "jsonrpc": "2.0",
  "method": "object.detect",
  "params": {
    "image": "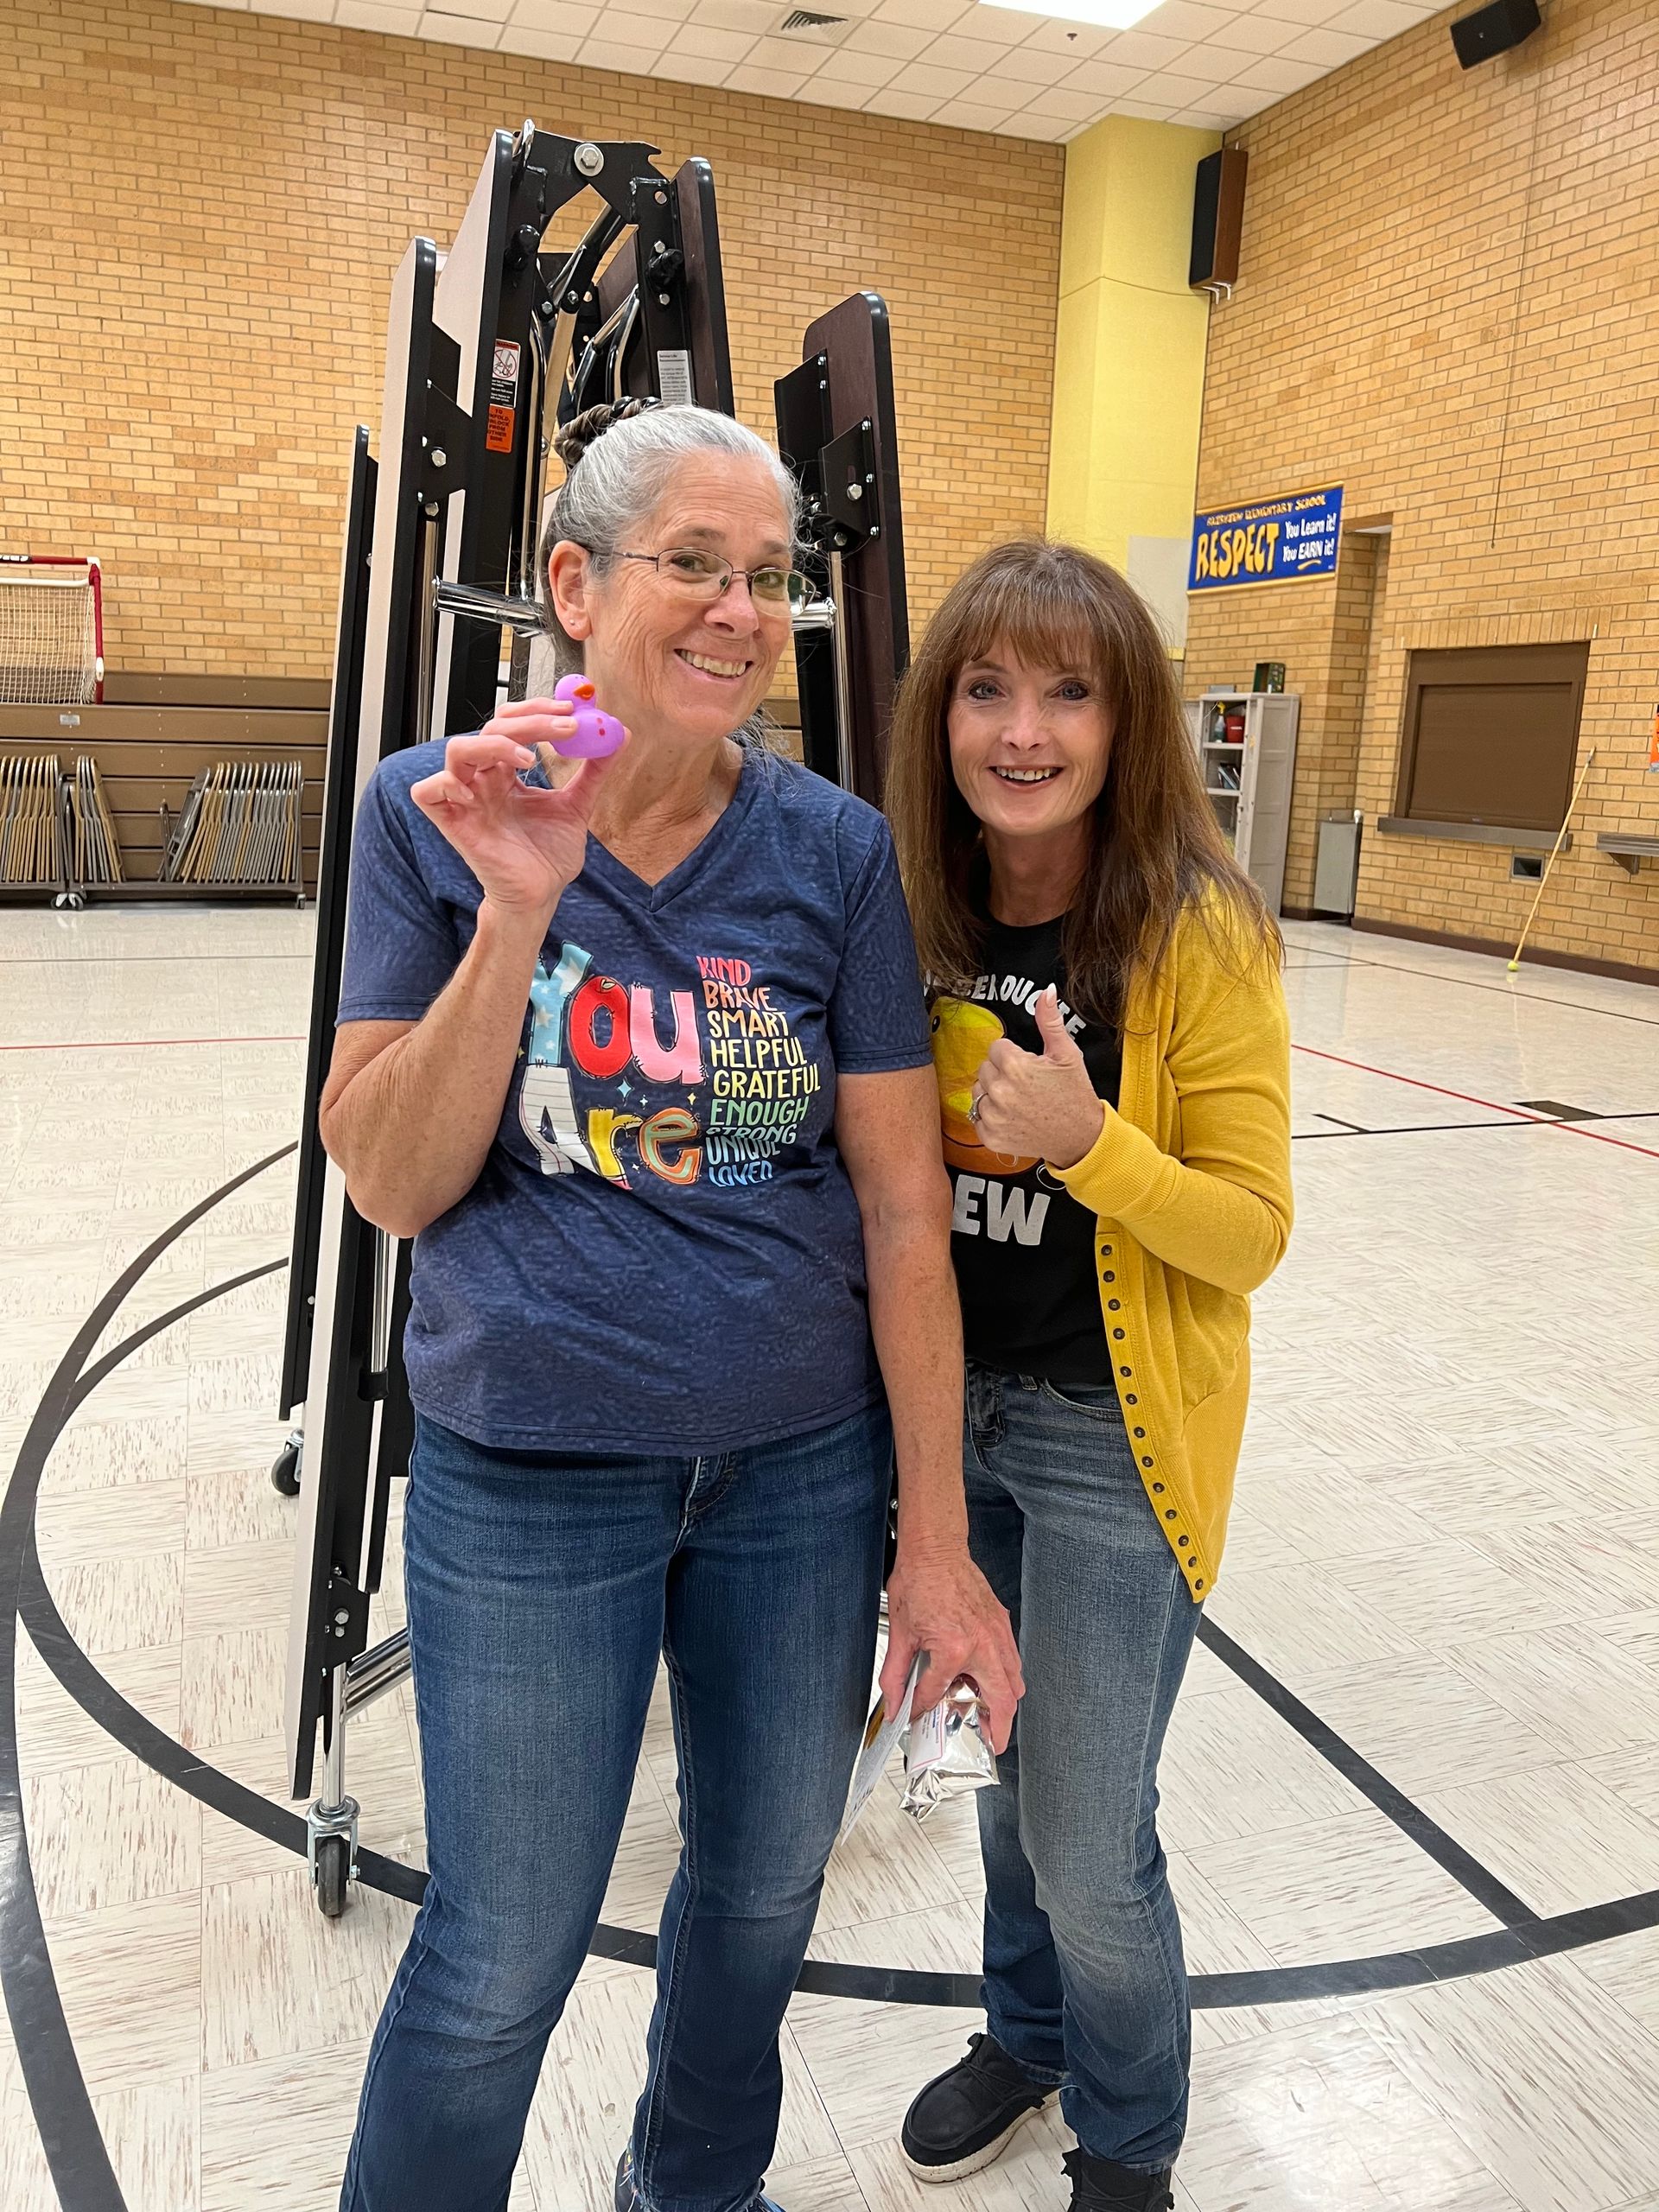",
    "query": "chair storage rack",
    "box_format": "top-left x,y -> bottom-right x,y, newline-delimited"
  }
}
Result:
277,120 -> 912,1919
